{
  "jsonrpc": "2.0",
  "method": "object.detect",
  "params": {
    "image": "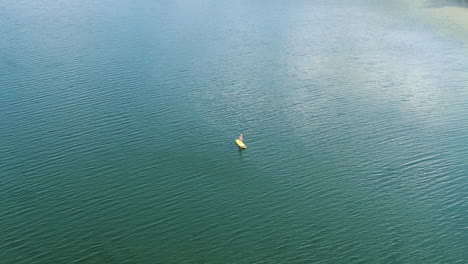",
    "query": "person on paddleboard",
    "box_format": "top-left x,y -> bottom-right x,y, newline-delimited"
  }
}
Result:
238,134 -> 244,142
